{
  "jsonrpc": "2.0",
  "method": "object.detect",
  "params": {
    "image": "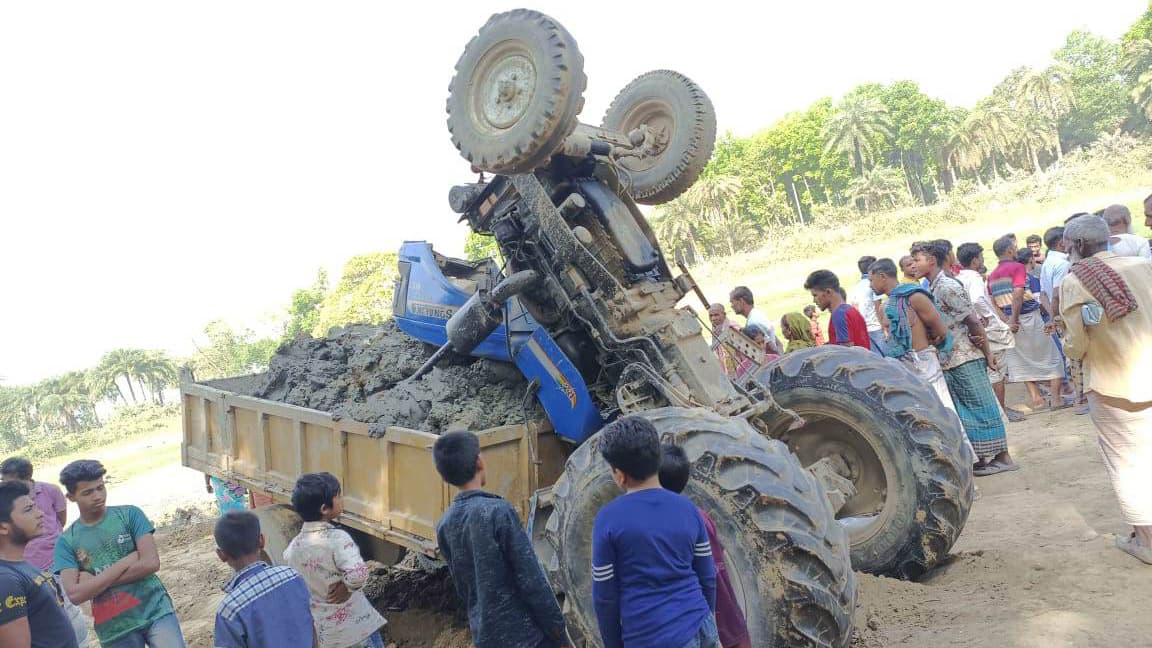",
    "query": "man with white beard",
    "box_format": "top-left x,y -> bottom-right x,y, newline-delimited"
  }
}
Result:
1102,204 -> 1152,261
